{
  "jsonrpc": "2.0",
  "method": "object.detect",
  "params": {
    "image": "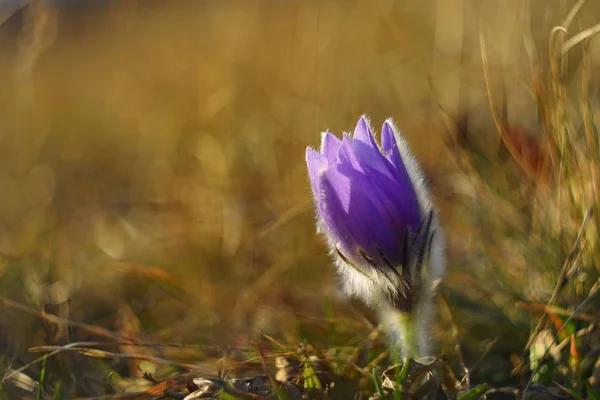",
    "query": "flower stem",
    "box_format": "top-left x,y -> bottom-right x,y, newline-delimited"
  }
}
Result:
394,310 -> 418,360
